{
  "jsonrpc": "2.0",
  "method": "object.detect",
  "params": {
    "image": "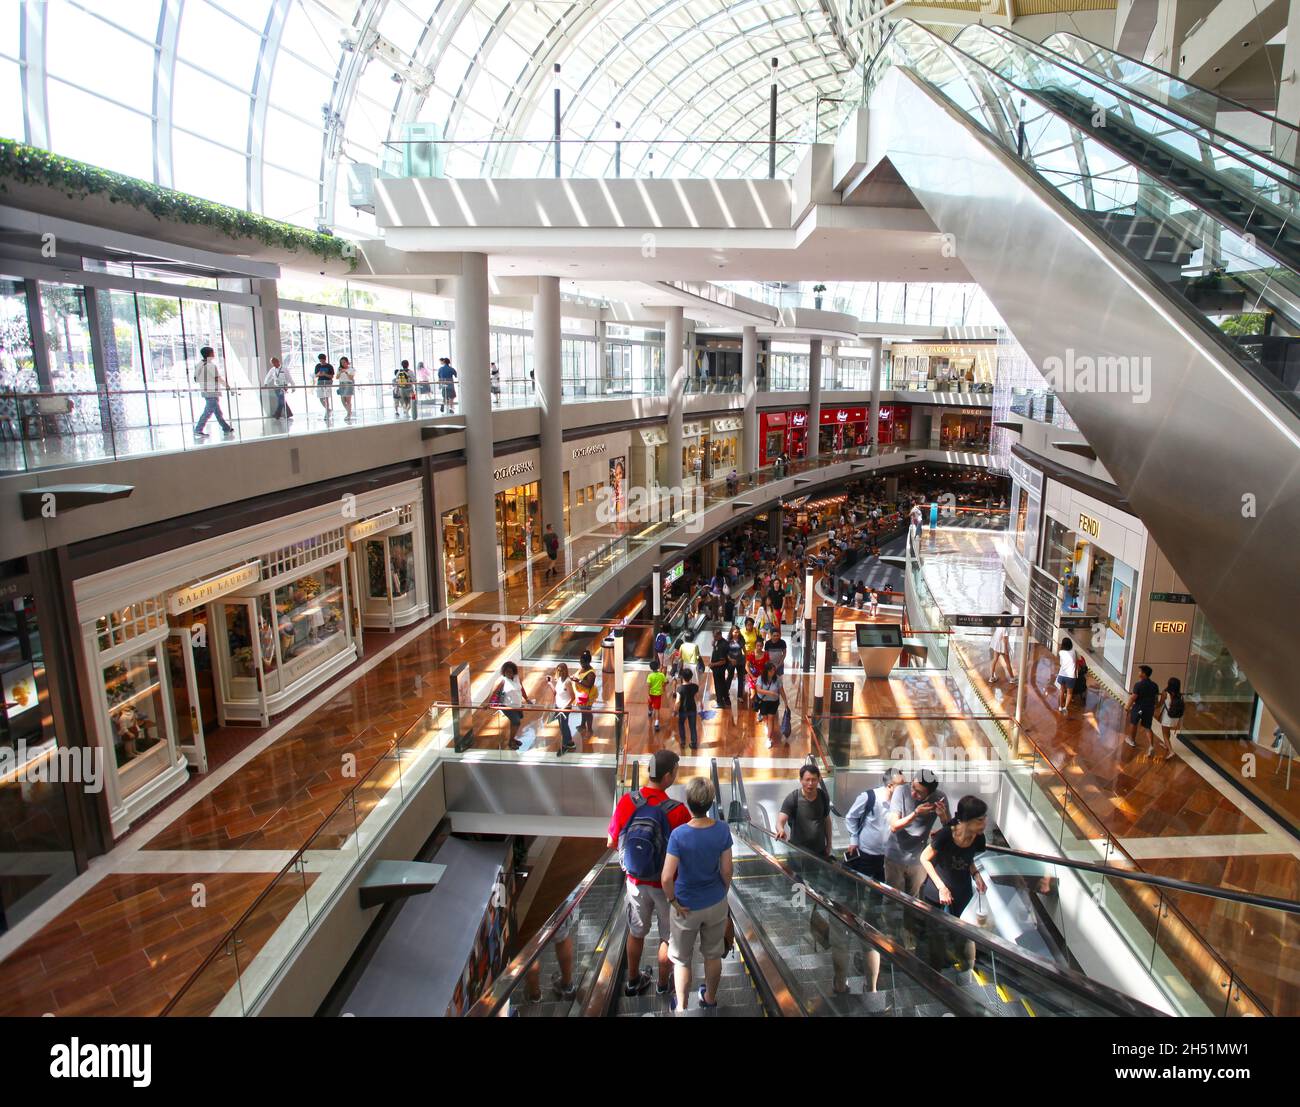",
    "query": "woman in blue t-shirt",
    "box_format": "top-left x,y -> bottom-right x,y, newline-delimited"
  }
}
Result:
662,776 -> 733,1014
